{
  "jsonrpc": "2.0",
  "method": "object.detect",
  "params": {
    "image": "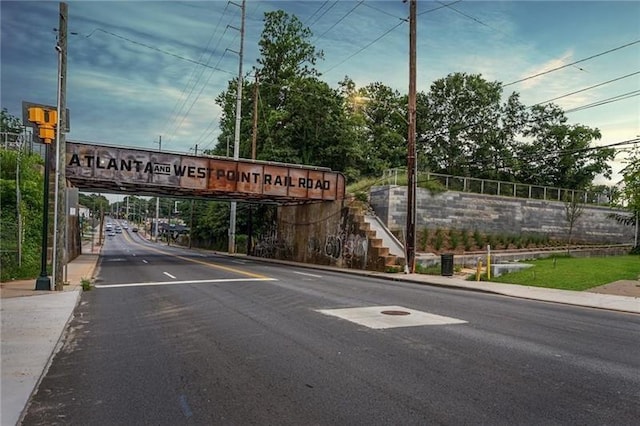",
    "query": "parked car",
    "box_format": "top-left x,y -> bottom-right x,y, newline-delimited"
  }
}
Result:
132,227 -> 138,233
